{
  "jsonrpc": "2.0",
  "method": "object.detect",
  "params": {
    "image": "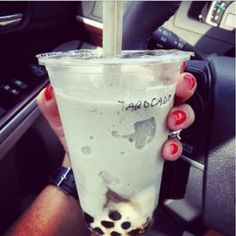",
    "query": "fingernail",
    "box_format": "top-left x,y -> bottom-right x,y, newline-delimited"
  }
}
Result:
170,143 -> 178,155
171,110 -> 187,126
180,61 -> 187,73
184,74 -> 196,90
44,84 -> 53,101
